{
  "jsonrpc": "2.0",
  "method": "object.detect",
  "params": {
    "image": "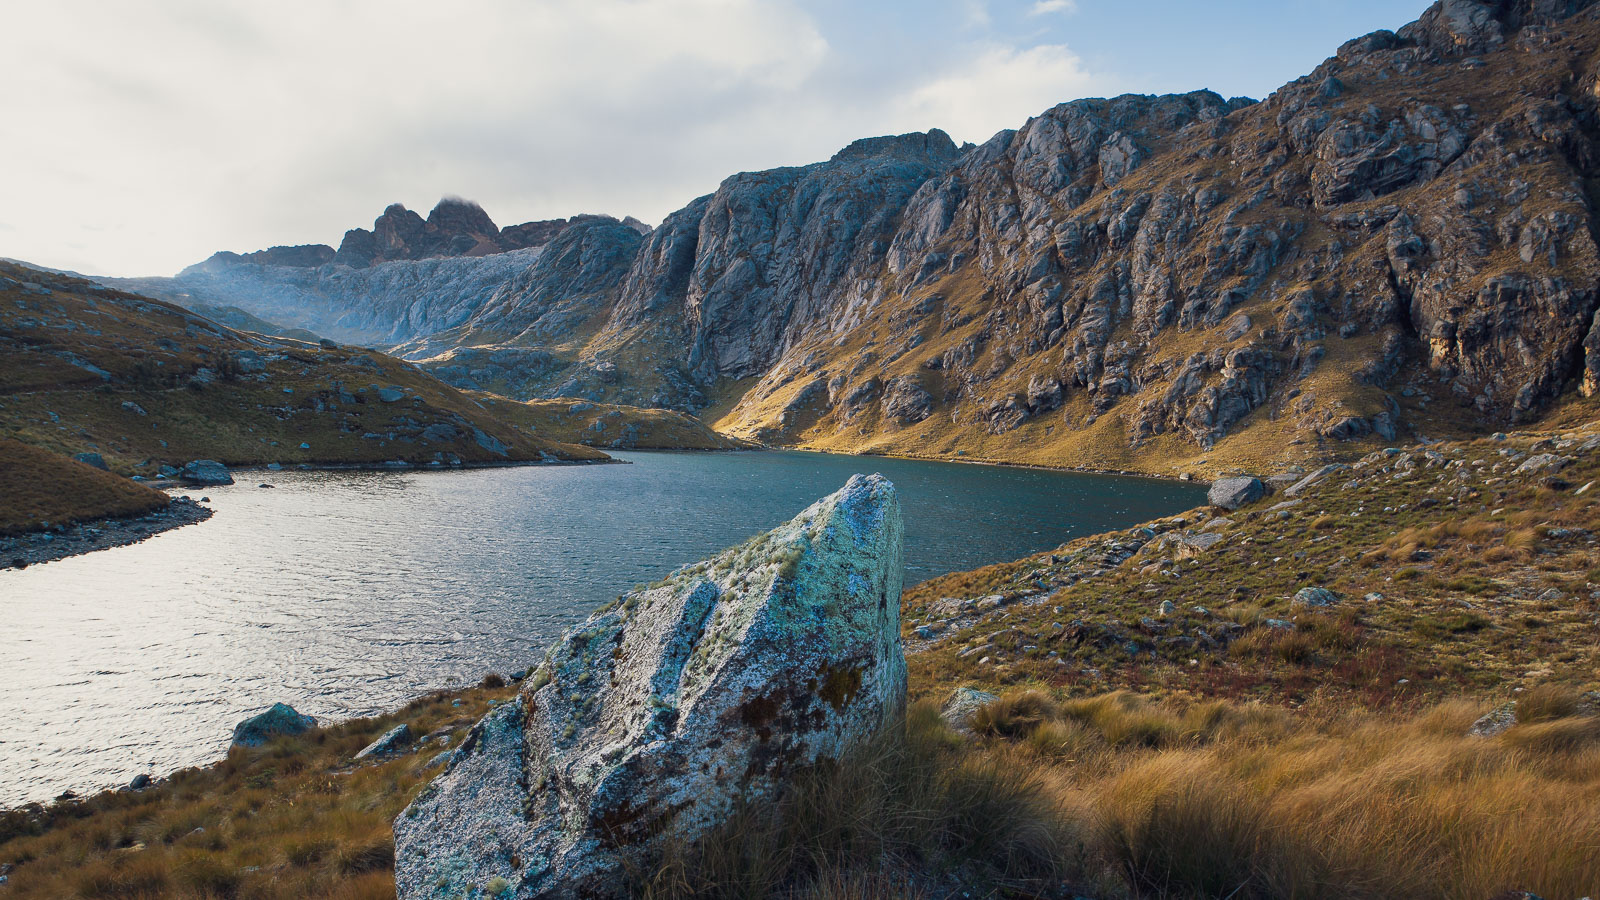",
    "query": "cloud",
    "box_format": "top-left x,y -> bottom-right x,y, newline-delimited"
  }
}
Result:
0,0 -> 1116,277
895,43 -> 1109,143
1029,0 -> 1078,14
